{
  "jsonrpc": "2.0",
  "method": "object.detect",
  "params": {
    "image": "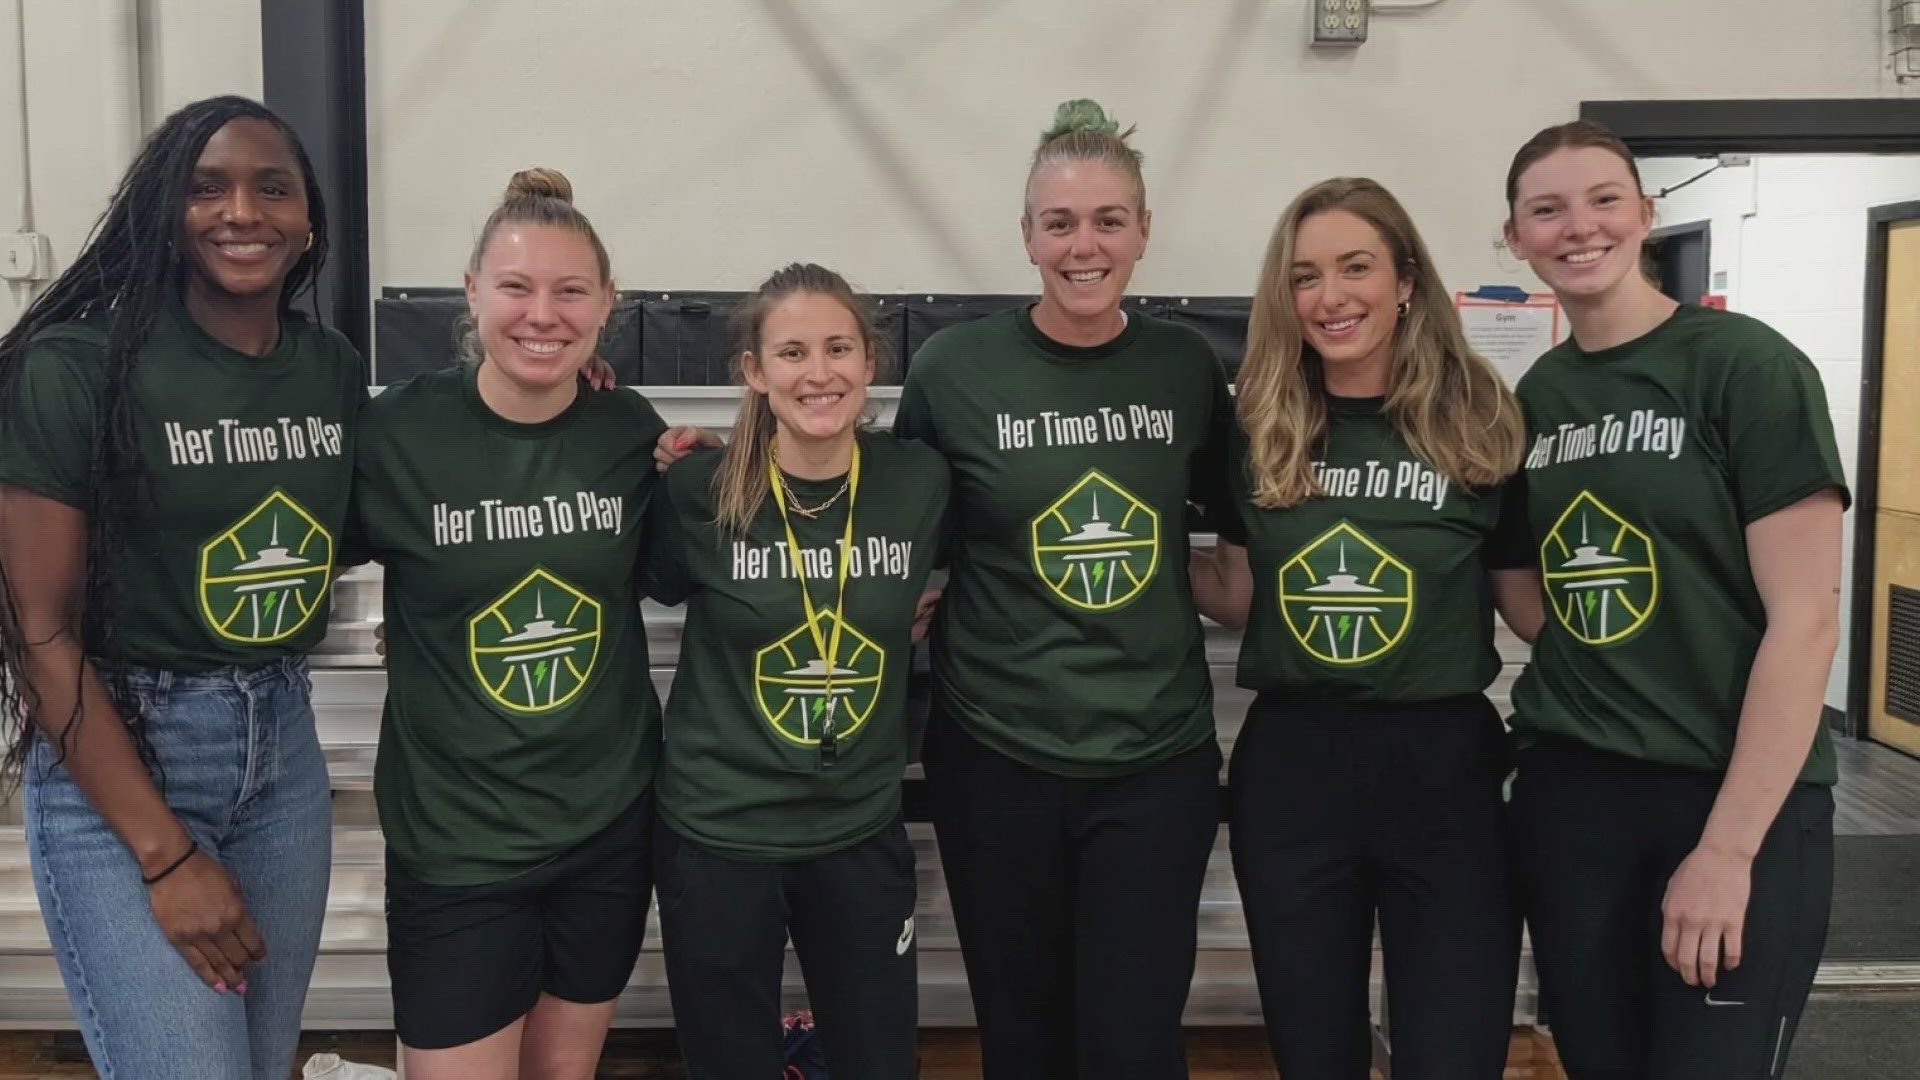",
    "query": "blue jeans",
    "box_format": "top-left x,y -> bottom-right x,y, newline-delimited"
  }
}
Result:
26,655 -> 332,1080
